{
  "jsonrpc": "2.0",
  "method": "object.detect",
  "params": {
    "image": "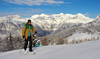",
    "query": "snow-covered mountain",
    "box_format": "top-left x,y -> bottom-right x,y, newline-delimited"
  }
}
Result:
0,13 -> 94,38
0,40 -> 100,59
42,15 -> 100,43
81,15 -> 100,32
0,13 -> 100,52
31,13 -> 93,31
